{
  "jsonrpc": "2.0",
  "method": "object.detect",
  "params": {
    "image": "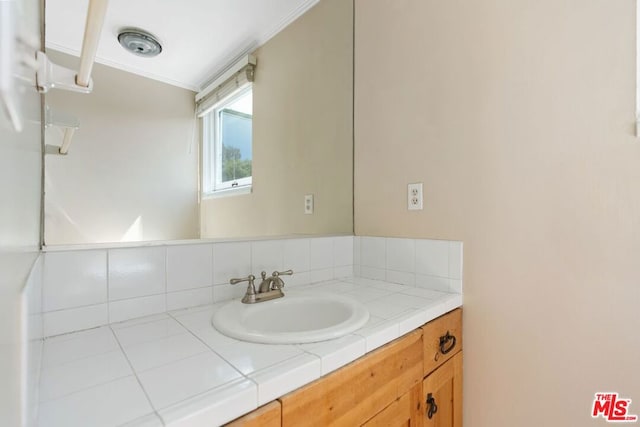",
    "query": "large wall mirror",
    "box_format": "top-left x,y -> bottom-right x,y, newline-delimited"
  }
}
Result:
43,0 -> 353,246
